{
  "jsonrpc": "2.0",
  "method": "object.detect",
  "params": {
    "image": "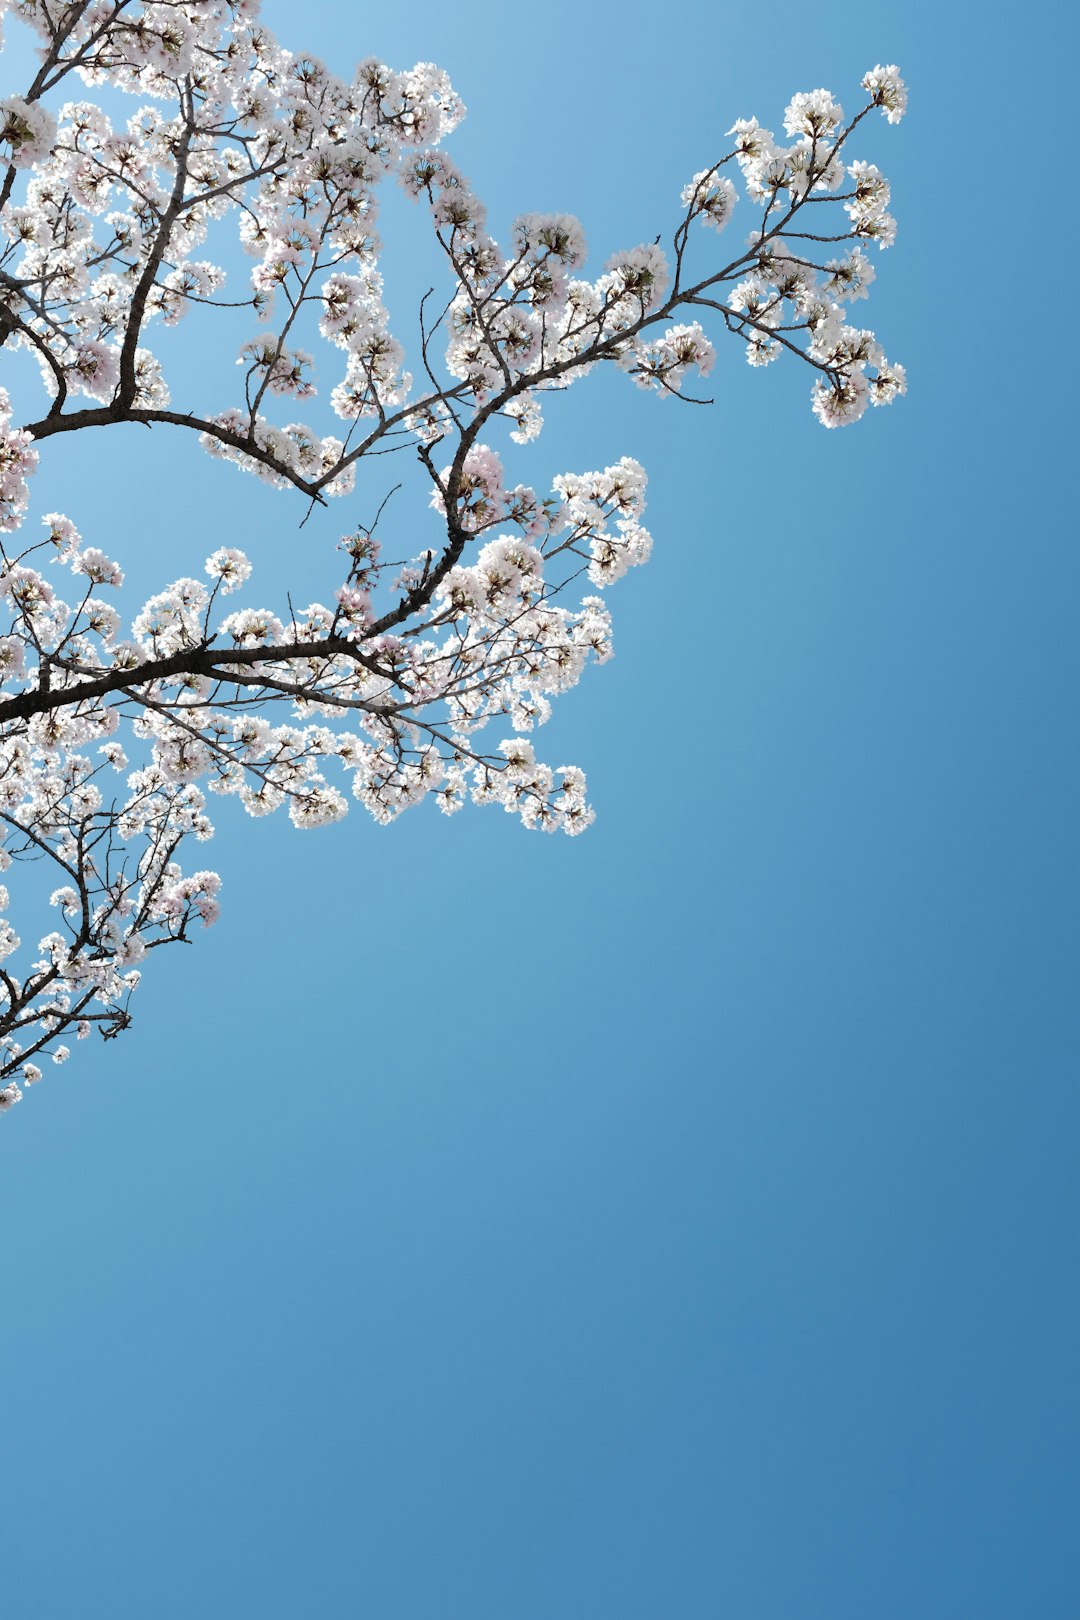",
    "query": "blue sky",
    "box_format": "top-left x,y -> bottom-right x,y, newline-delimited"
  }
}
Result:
2,2 -> 1077,1617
